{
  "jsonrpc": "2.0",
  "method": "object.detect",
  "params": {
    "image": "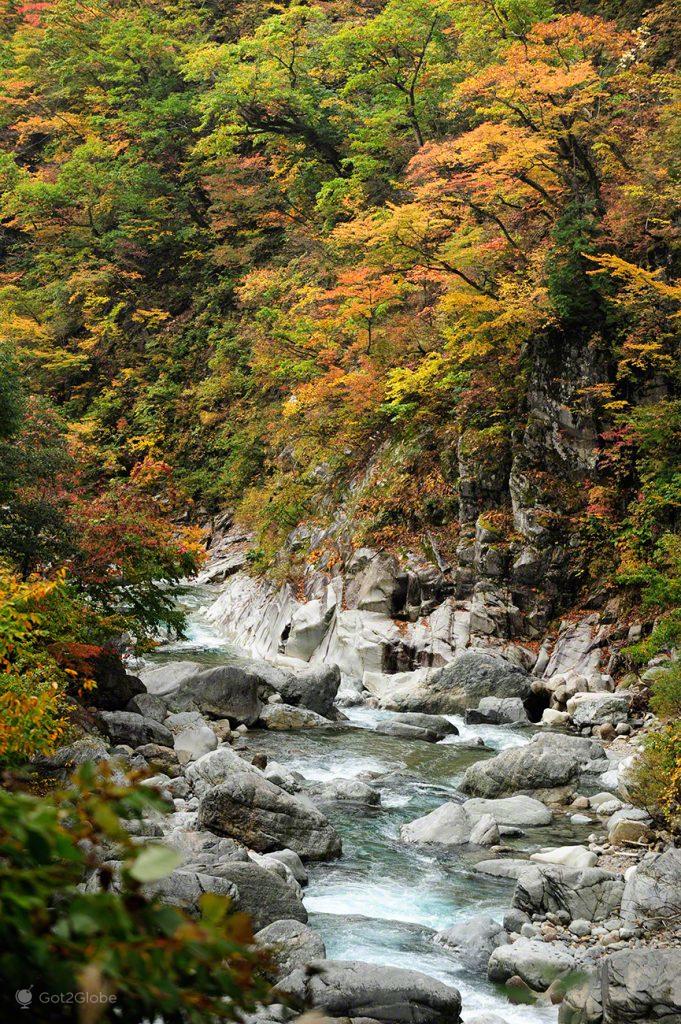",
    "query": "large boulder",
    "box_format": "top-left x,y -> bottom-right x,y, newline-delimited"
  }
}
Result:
311,779 -> 381,806
274,664 -> 340,718
513,864 -> 624,922
465,697 -> 529,726
185,745 -> 262,796
197,771 -> 342,861
165,710 -> 218,763
376,721 -> 441,742
400,802 -> 473,846
488,938 -> 577,992
389,713 -> 459,739
259,703 -> 331,730
461,733 -> 603,798
255,919 -> 325,981
141,869 -> 238,915
165,664 -> 264,724
206,861 -> 307,930
566,692 -> 630,728
365,650 -> 532,714
599,948 -> 681,1023
462,795 -> 552,827
620,848 -> 681,927
98,710 -> 173,748
435,915 -> 508,971
278,960 -> 462,1024
559,948 -> 681,1024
